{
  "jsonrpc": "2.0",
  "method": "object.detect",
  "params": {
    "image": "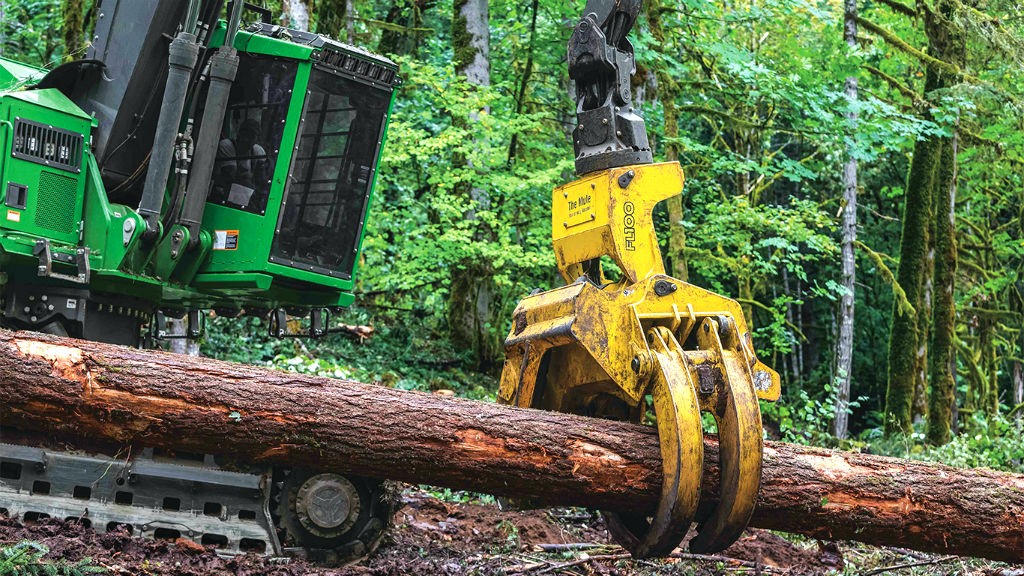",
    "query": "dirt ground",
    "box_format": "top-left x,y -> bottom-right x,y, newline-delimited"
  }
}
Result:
0,488 -> 1013,575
